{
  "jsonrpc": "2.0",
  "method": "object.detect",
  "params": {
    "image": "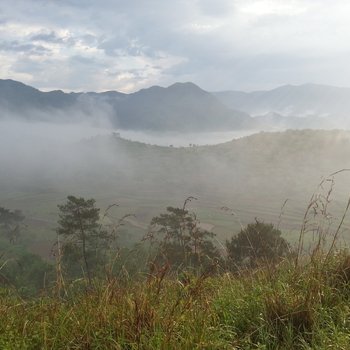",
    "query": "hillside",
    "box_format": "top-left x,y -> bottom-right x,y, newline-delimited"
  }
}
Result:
2,129 -> 350,250
75,129 -> 350,202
